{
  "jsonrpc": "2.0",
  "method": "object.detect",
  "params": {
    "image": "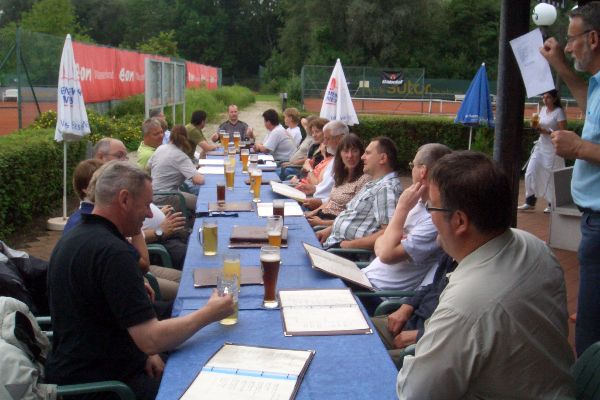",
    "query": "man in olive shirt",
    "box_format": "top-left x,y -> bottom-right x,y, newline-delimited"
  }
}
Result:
186,110 -> 217,158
